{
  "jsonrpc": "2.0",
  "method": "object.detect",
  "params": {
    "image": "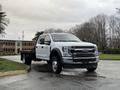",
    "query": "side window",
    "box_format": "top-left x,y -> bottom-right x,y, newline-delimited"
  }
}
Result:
38,35 -> 45,44
40,38 -> 45,44
45,35 -> 51,42
44,35 -> 51,45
